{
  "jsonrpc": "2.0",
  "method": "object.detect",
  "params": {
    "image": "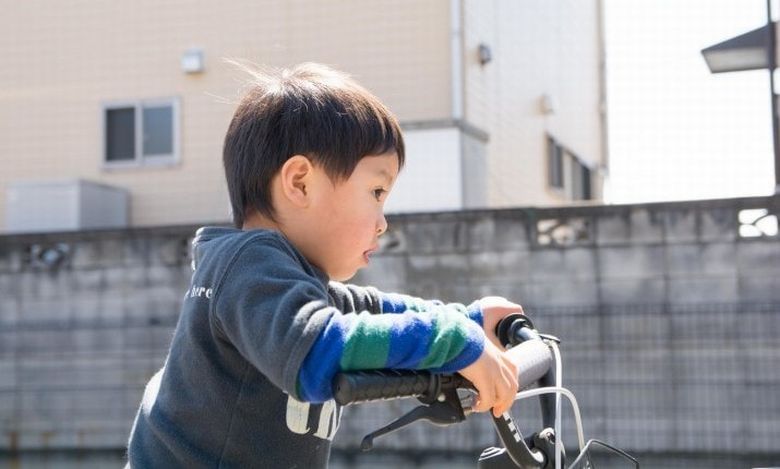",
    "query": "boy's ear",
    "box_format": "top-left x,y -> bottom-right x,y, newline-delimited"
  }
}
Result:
279,155 -> 313,207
